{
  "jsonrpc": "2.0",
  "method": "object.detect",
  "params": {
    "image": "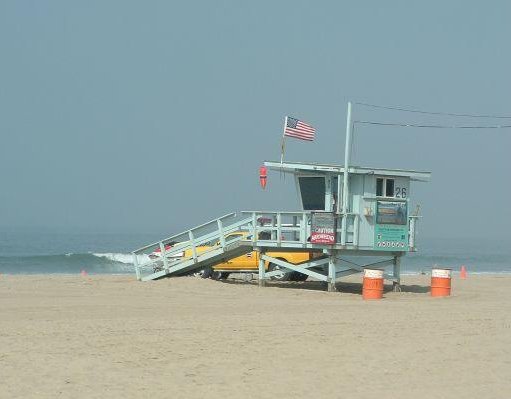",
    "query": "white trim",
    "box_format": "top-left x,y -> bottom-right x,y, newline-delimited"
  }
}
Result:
432,268 -> 452,278
364,269 -> 384,279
